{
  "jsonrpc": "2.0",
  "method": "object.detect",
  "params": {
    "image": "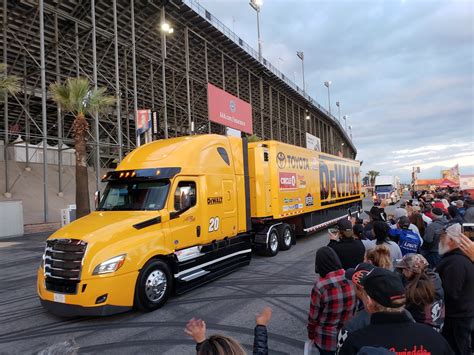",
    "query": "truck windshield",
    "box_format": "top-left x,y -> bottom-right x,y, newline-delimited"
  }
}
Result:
375,185 -> 393,193
98,180 -> 170,211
